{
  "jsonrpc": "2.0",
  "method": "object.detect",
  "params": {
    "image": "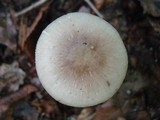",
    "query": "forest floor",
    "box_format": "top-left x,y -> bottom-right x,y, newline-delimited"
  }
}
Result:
0,0 -> 160,120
